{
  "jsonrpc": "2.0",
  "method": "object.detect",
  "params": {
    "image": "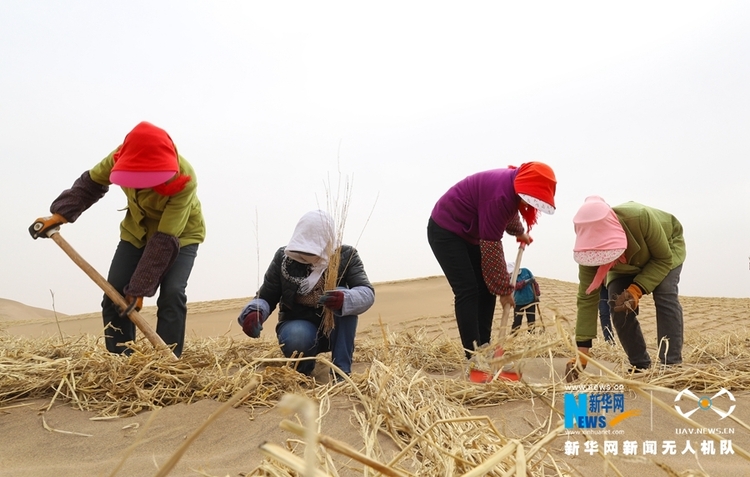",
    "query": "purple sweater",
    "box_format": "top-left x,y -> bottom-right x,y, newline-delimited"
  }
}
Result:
431,168 -> 520,244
